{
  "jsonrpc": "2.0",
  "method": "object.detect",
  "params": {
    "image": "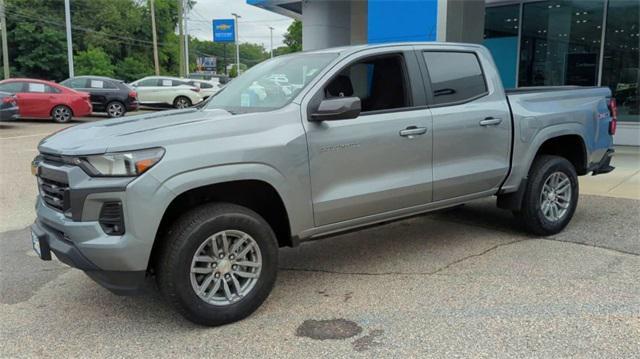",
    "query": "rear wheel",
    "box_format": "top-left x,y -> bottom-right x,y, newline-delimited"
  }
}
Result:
173,96 -> 192,109
156,203 -> 278,326
106,101 -> 126,118
51,105 -> 72,123
518,155 -> 579,236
